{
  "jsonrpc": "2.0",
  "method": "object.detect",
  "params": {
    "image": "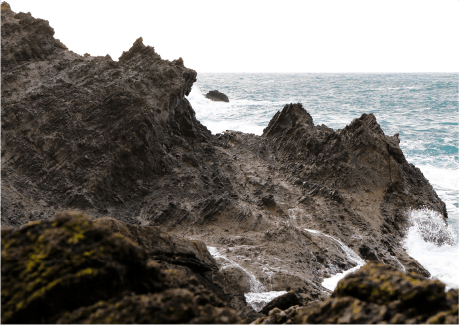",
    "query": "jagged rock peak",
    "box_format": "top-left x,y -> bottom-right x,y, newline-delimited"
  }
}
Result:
1,2 -> 67,71
118,36 -> 162,63
263,103 -> 314,137
1,3 -> 208,226
1,1 -> 12,12
342,112 -> 385,138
